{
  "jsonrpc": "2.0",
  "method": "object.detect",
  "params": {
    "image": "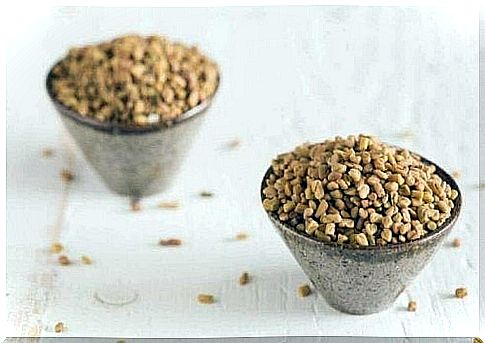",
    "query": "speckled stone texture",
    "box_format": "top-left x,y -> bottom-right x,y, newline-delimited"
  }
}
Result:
262,161 -> 462,315
47,70 -> 212,198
